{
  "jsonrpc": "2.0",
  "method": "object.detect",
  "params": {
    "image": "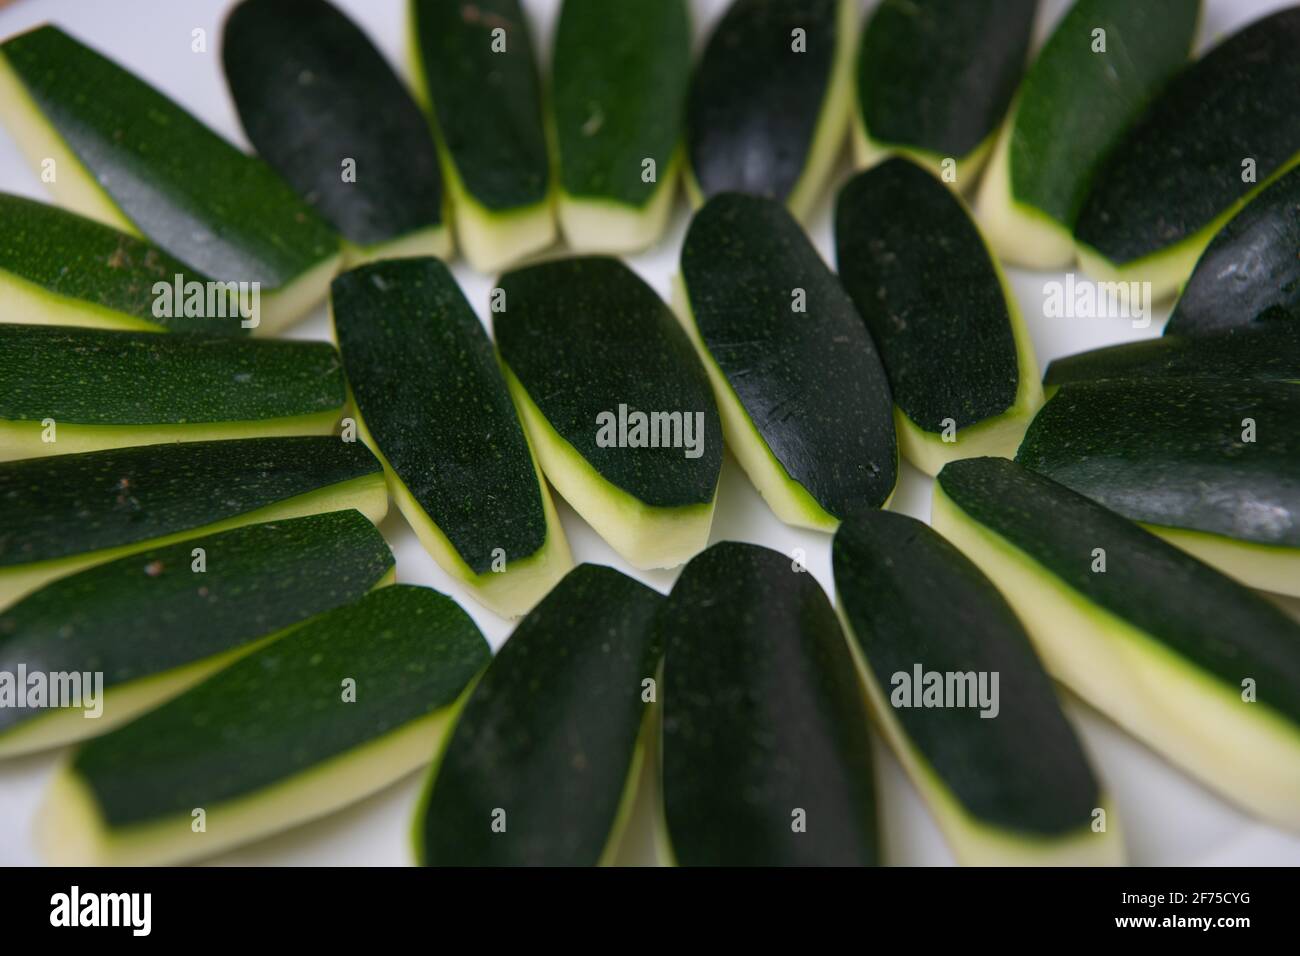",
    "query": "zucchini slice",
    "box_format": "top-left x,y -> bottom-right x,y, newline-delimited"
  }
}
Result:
331,257 -> 569,618
685,0 -> 857,222
409,0 -> 554,271
678,193 -> 897,529
0,324 -> 345,461
414,564 -> 663,866
1073,7 -> 1300,299
0,193 -> 244,335
0,436 -> 387,611
37,584 -> 490,866
832,509 -> 1121,865
1017,379 -> 1300,597
853,0 -> 1034,186
1167,166 -> 1300,337
222,0 -> 449,265
659,542 -> 878,866
0,510 -> 394,759
932,457 -> 1300,830
550,0 -> 690,253
835,159 -> 1042,475
495,257 -> 721,569
977,0 -> 1199,268
1043,325 -> 1300,394
0,25 -> 341,332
